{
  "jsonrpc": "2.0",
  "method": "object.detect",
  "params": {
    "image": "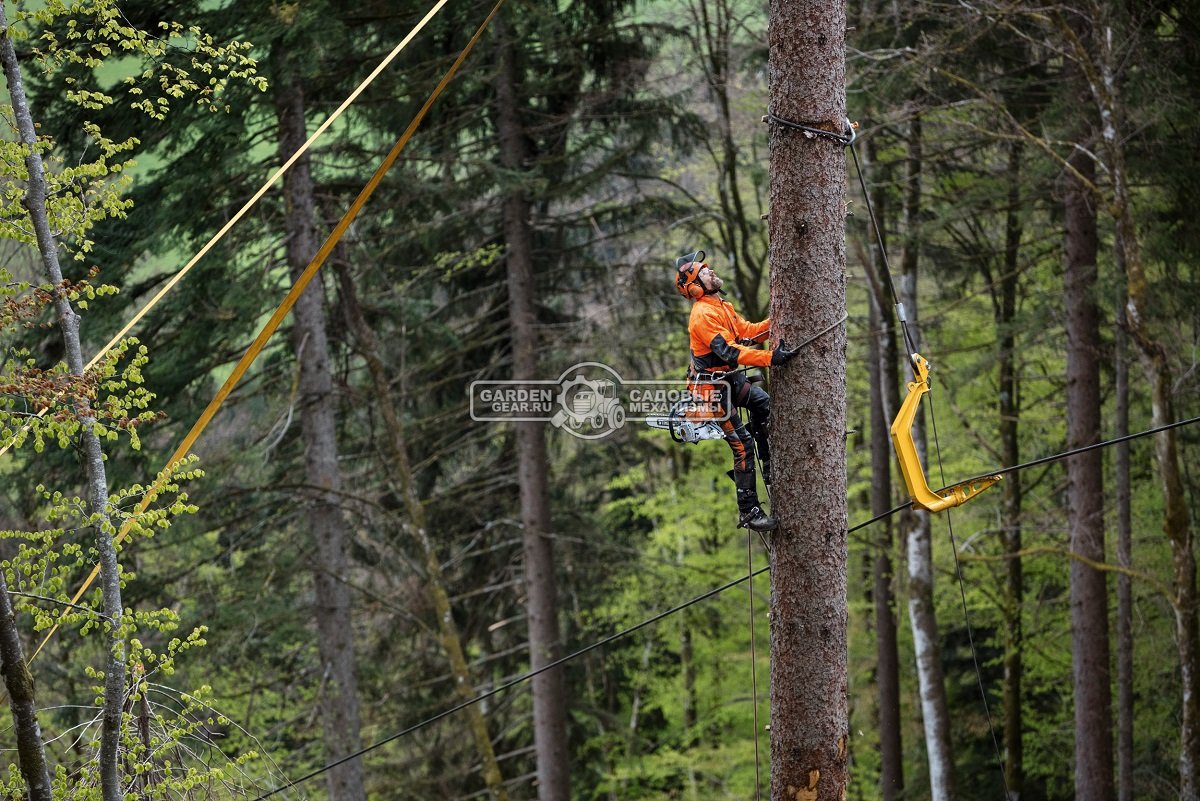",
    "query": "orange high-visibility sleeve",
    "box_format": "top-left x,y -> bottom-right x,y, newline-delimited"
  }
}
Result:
739,317 -> 770,342
689,296 -> 773,370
